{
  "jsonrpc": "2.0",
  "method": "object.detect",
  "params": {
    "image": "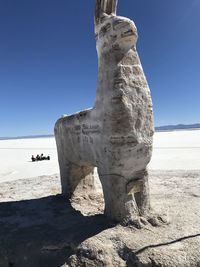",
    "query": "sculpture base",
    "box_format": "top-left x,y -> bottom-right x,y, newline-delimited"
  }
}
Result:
0,170 -> 199,267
